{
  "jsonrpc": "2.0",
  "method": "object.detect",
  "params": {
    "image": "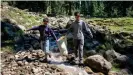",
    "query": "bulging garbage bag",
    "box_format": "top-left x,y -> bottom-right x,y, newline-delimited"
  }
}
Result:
57,36 -> 68,56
